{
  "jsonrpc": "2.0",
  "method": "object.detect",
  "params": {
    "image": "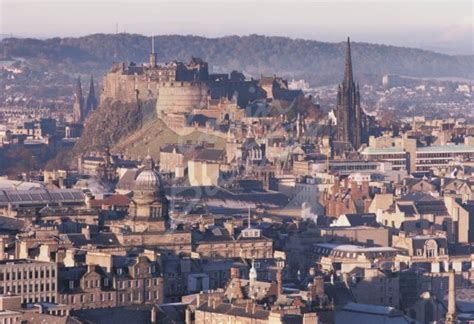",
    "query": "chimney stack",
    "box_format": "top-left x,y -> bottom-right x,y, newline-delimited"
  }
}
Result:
150,306 -> 157,324
446,269 -> 457,323
185,308 -> 192,324
231,266 -> 240,279
224,221 -> 235,237
58,177 -> 65,189
82,226 -> 91,240
276,267 -> 283,296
